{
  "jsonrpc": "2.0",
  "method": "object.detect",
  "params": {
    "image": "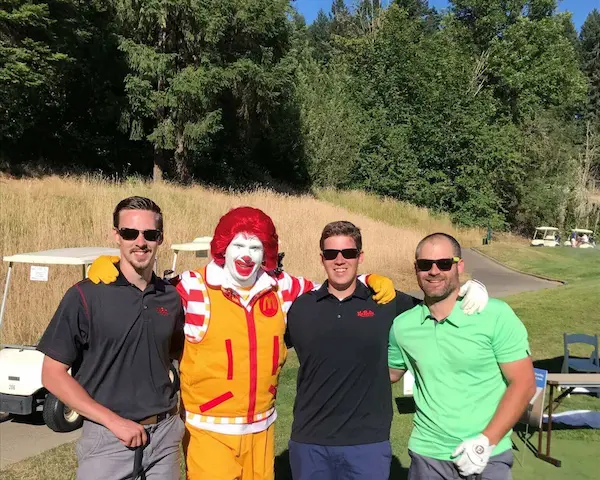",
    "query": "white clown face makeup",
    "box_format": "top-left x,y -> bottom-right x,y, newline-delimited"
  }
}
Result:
224,233 -> 264,287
